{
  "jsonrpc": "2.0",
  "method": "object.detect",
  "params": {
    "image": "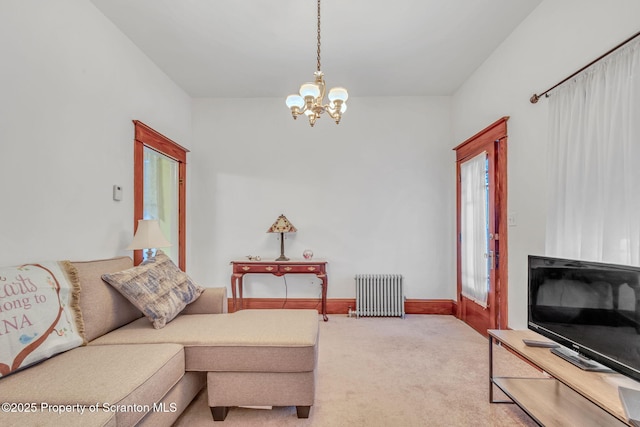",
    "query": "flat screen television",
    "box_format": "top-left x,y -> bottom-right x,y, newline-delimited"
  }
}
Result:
528,255 -> 640,381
